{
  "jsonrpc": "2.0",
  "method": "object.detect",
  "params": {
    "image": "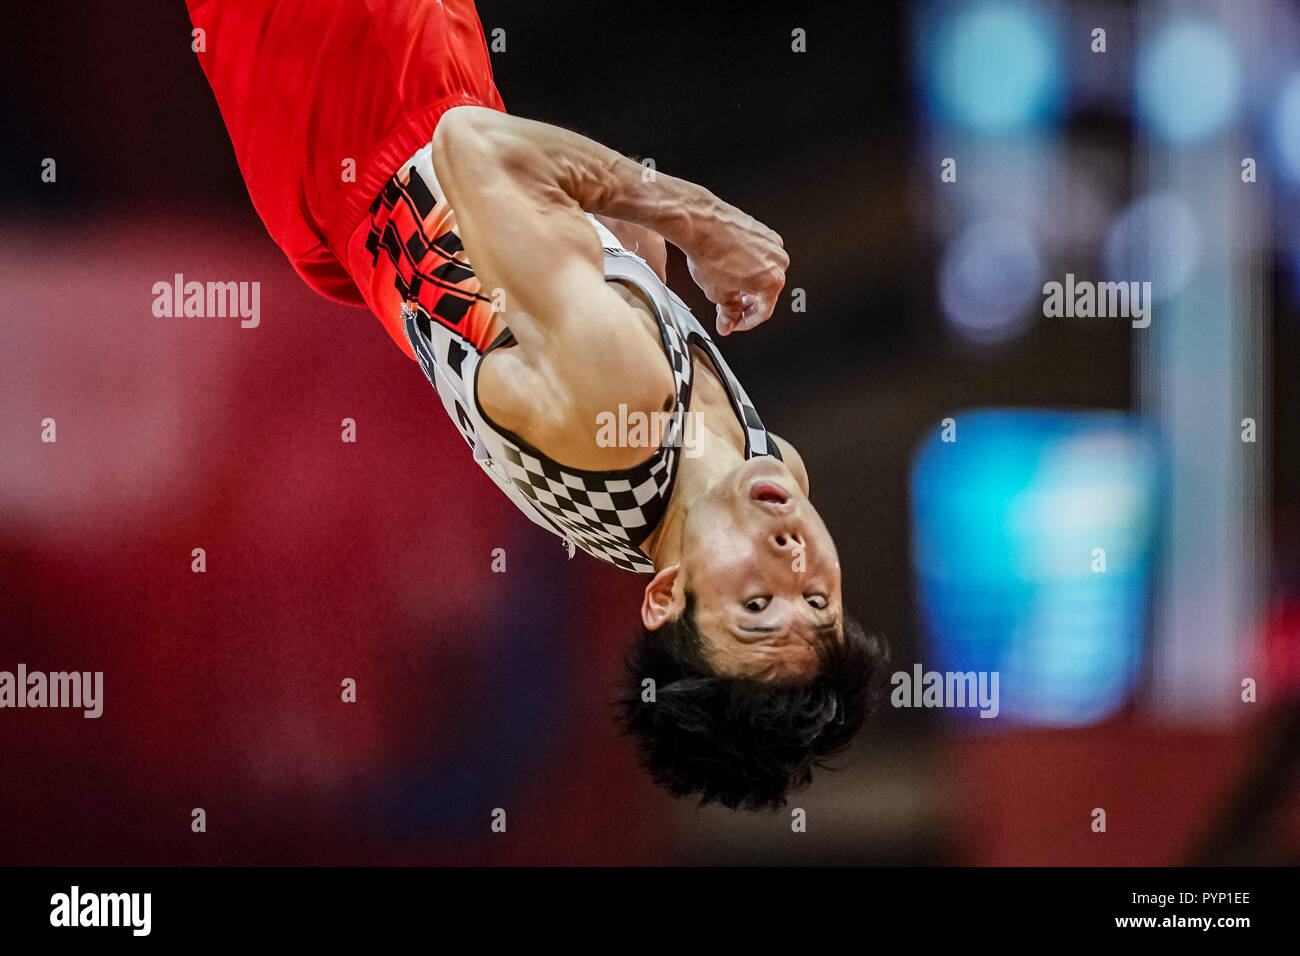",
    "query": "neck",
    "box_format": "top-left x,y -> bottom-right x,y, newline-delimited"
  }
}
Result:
642,423 -> 744,569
